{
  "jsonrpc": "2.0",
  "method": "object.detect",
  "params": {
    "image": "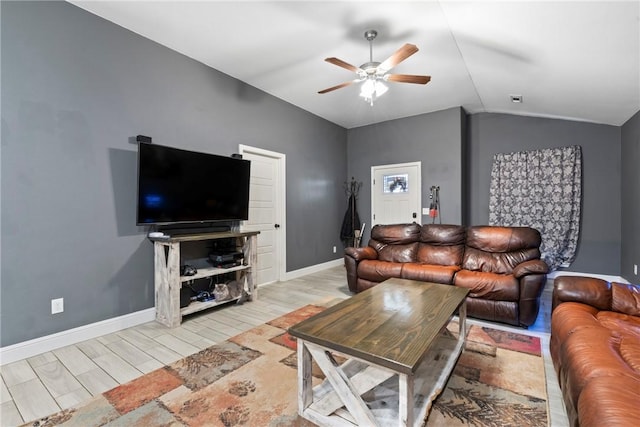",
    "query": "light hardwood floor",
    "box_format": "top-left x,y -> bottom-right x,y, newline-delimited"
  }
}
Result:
0,266 -> 568,426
